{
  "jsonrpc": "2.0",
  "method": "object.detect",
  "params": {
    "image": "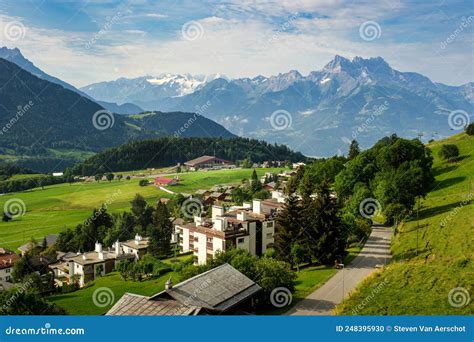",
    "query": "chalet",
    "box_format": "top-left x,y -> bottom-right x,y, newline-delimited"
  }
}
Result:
120,234 -> 149,260
0,248 -> 19,283
106,263 -> 261,315
184,156 -> 234,171
50,241 -> 134,287
154,177 -> 178,187
17,234 -> 58,256
175,197 -> 284,265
